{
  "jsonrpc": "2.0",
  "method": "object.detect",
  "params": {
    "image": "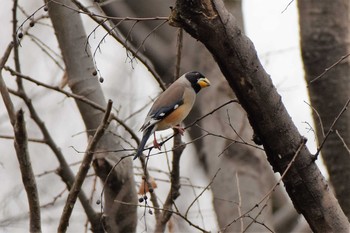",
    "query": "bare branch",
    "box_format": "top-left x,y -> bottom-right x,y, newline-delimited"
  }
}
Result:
58,100 -> 113,233
335,130 -> 350,155
14,110 -> 42,233
173,28 -> 183,81
1,42 -> 42,232
114,200 -> 210,233
138,156 -> 161,216
155,129 -> 186,232
7,68 -> 100,230
222,139 -> 305,232
0,43 -> 16,124
69,0 -> 167,90
235,172 -> 244,232
304,101 -> 325,138
185,169 -> 220,218
0,134 -> 45,143
308,53 -> 350,86
315,98 -> 350,158
152,99 -> 239,150
4,66 -> 141,145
